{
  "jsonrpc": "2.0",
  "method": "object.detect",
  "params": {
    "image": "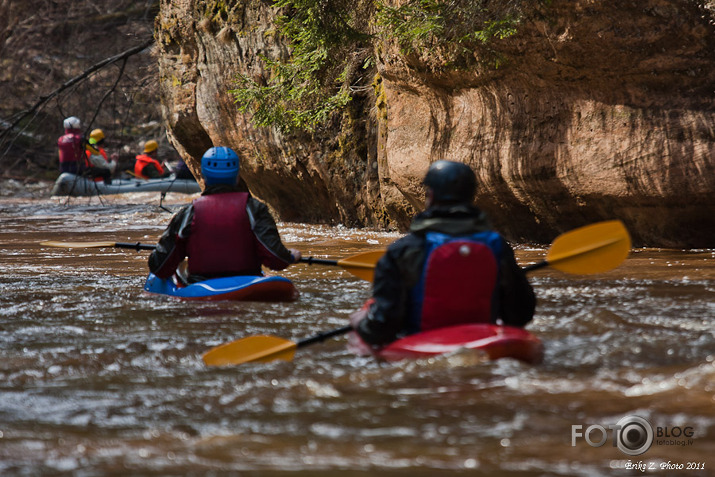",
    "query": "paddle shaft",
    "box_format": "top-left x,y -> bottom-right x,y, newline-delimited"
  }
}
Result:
303,254 -> 568,274
49,242 -> 347,266
114,242 -> 157,251
45,243 -> 350,265
111,251 -> 356,268
303,256 -> 561,273
297,325 -> 353,348
300,256 -> 338,266
43,240 -> 373,278
523,261 -> 548,272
